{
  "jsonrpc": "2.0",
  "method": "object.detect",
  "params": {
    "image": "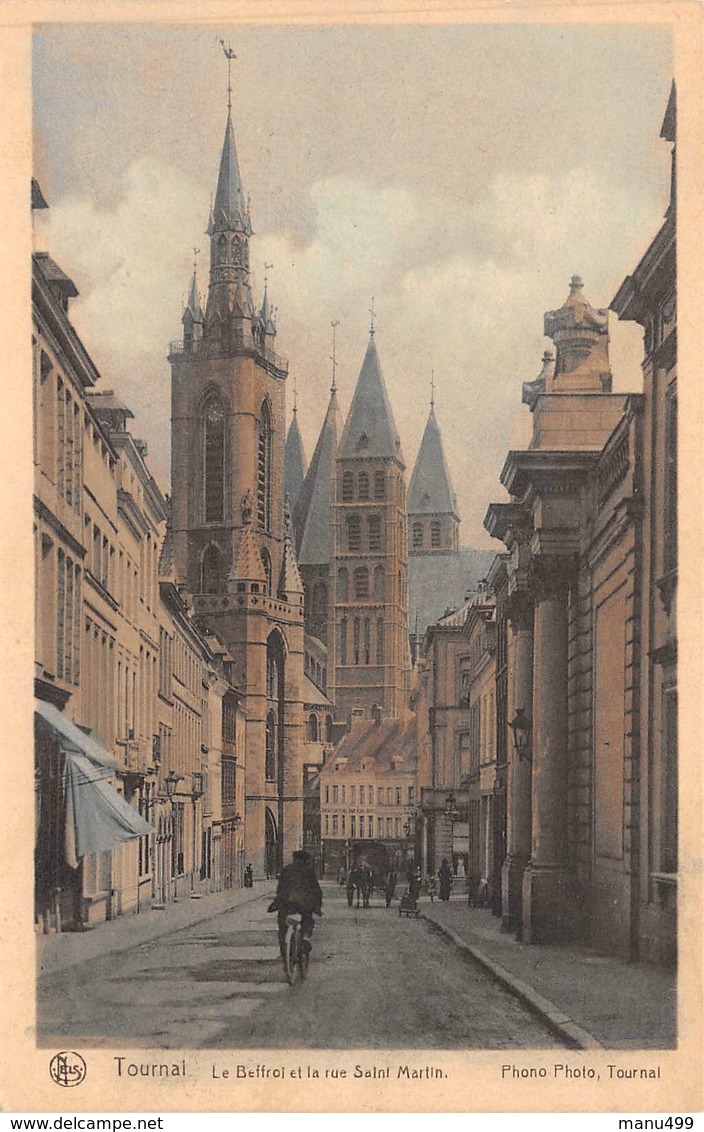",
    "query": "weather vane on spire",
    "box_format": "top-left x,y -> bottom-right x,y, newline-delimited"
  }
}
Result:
369,297 -> 376,336
330,320 -> 340,392
192,247 -> 200,276
219,39 -> 237,111
264,262 -> 273,291
293,371 -> 298,415
430,369 -> 435,409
